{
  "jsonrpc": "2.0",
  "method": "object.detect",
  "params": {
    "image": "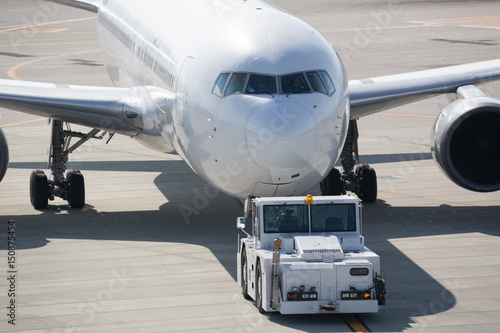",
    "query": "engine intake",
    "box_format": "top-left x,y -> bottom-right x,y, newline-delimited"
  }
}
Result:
431,87 -> 500,192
